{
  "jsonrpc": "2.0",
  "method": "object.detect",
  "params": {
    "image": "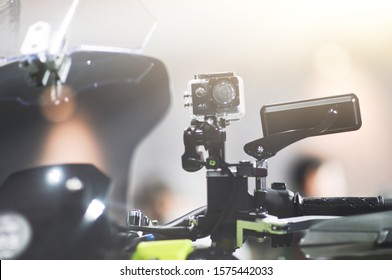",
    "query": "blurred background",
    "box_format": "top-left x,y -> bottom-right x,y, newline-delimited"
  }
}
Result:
1,0 -> 392,223
131,0 -> 392,220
